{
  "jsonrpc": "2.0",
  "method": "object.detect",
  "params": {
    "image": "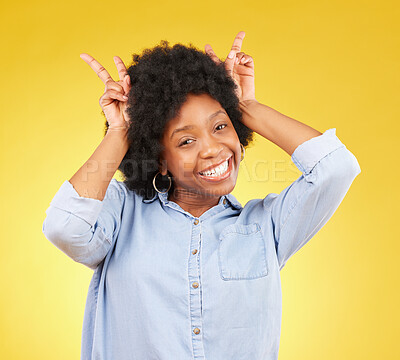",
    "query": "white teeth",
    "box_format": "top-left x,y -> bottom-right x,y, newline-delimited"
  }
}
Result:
200,159 -> 229,177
